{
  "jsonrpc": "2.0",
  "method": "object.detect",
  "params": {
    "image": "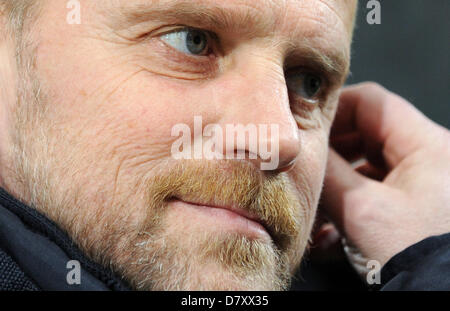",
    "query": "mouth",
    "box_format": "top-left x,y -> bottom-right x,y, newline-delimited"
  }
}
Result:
169,197 -> 273,243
